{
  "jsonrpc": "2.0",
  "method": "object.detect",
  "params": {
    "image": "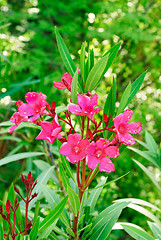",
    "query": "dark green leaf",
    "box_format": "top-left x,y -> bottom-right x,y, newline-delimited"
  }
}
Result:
71,69 -> 78,104
80,42 -> 87,84
116,82 -> 132,115
0,152 -> 45,167
67,186 -> 80,215
39,196 -> 68,232
127,71 -> 147,105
